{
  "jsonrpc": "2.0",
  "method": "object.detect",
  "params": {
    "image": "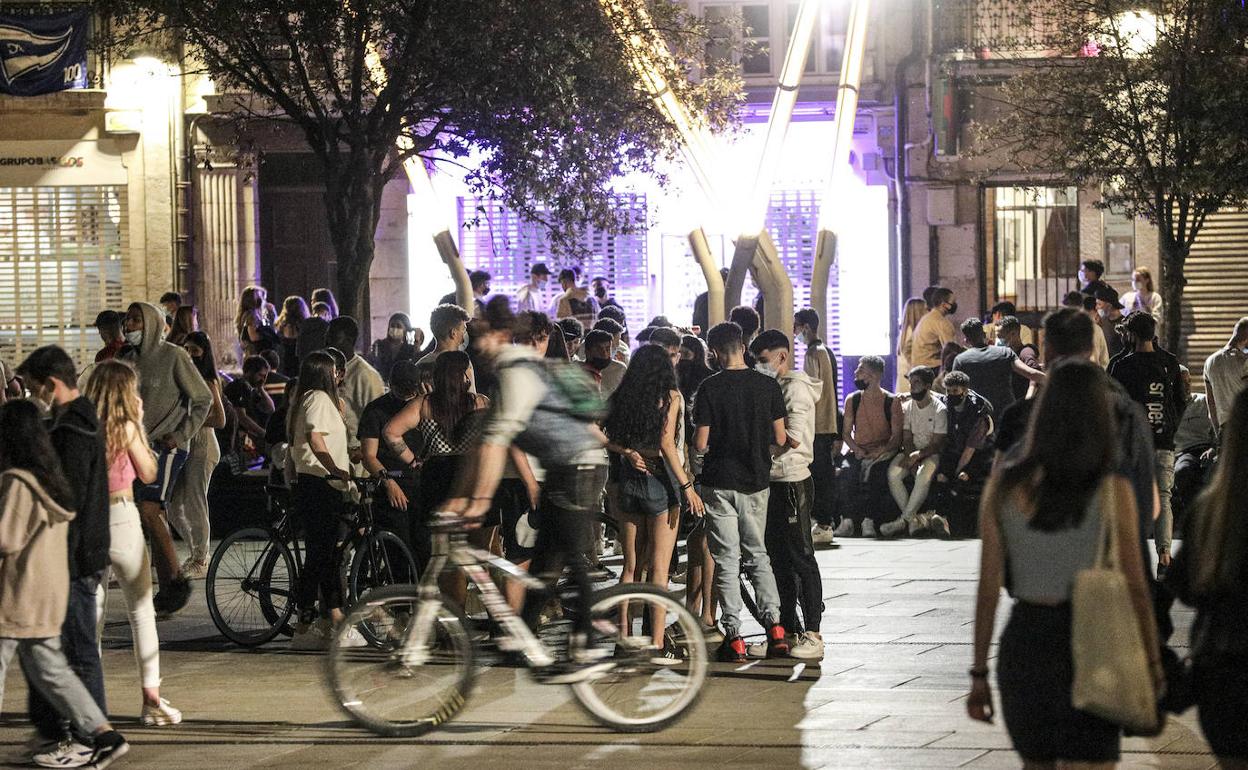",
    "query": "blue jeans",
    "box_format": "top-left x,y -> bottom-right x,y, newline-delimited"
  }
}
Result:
29,571 -> 107,740
0,637 -> 108,742
703,485 -> 780,638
